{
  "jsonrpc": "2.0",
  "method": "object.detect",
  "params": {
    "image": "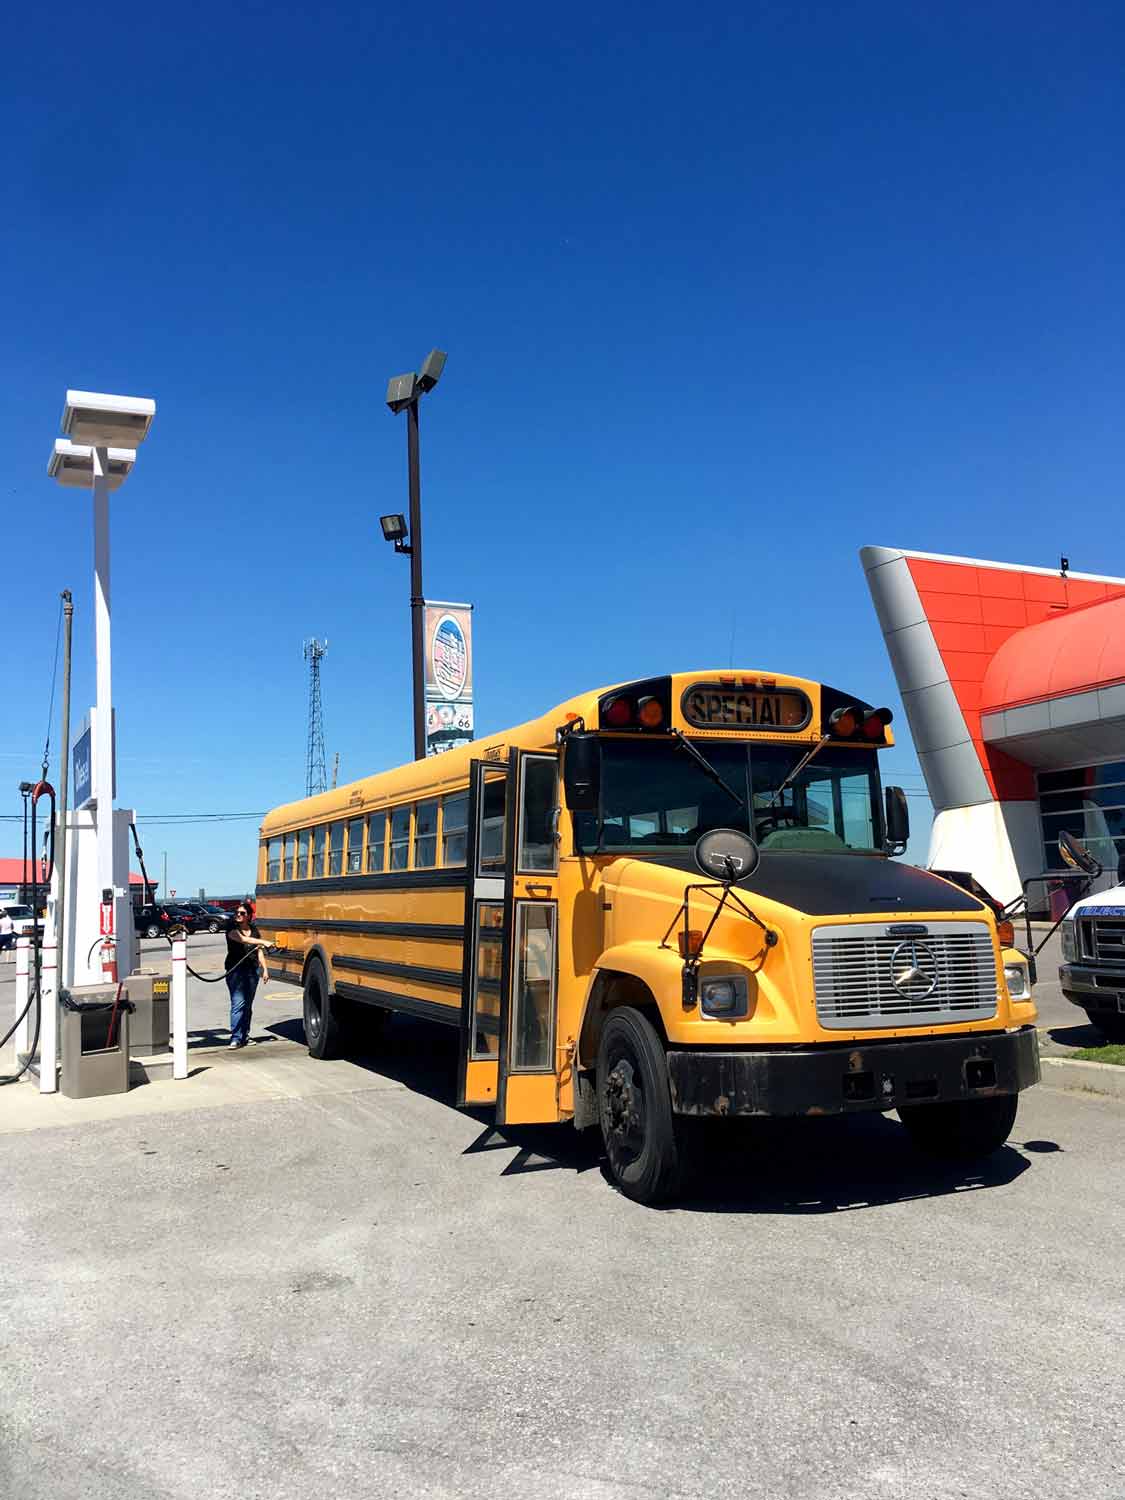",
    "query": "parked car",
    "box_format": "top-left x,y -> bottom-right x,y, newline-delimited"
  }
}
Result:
2,903 -> 39,938
136,904 -> 175,939
135,903 -> 205,939
176,901 -> 231,934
